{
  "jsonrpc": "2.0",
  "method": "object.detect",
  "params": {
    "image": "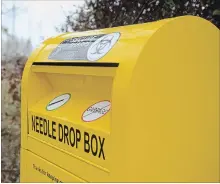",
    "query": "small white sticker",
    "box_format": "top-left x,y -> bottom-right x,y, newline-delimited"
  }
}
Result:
82,100 -> 111,122
87,32 -> 120,61
46,93 -> 71,111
